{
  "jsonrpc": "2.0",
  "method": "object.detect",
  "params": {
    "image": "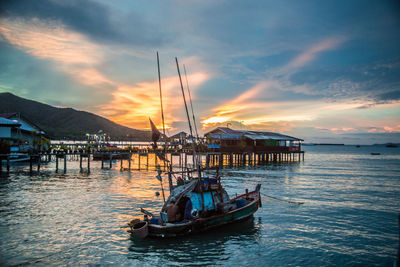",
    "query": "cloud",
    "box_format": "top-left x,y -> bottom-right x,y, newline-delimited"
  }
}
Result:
201,79 -> 320,130
0,17 -> 114,91
0,18 -> 102,65
367,125 -> 400,133
0,0 -> 118,41
284,37 -> 346,70
377,90 -> 400,101
98,71 -> 209,130
316,126 -> 357,133
0,0 -> 167,46
288,59 -> 400,103
0,16 -> 212,130
202,81 -> 277,119
0,42 -> 105,107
